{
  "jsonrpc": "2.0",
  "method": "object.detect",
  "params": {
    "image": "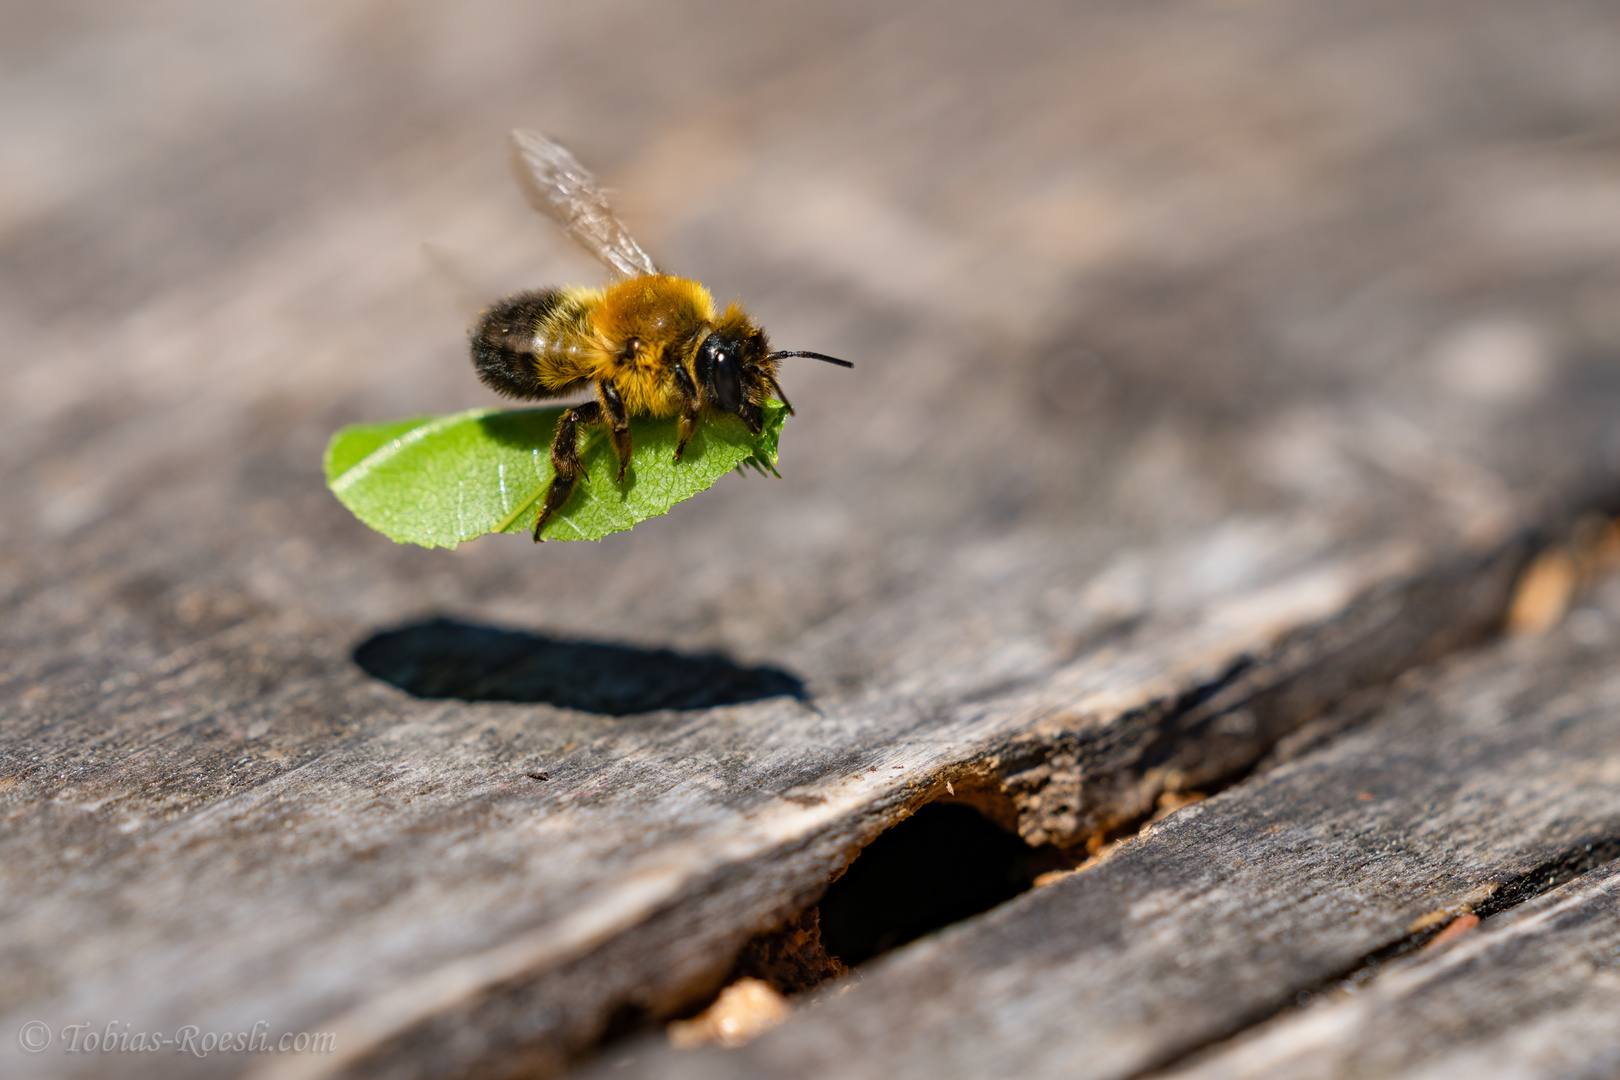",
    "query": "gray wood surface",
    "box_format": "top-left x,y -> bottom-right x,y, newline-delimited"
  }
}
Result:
1159,857 -> 1620,1080
4,2 -> 1620,1079
593,574 -> 1620,1080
